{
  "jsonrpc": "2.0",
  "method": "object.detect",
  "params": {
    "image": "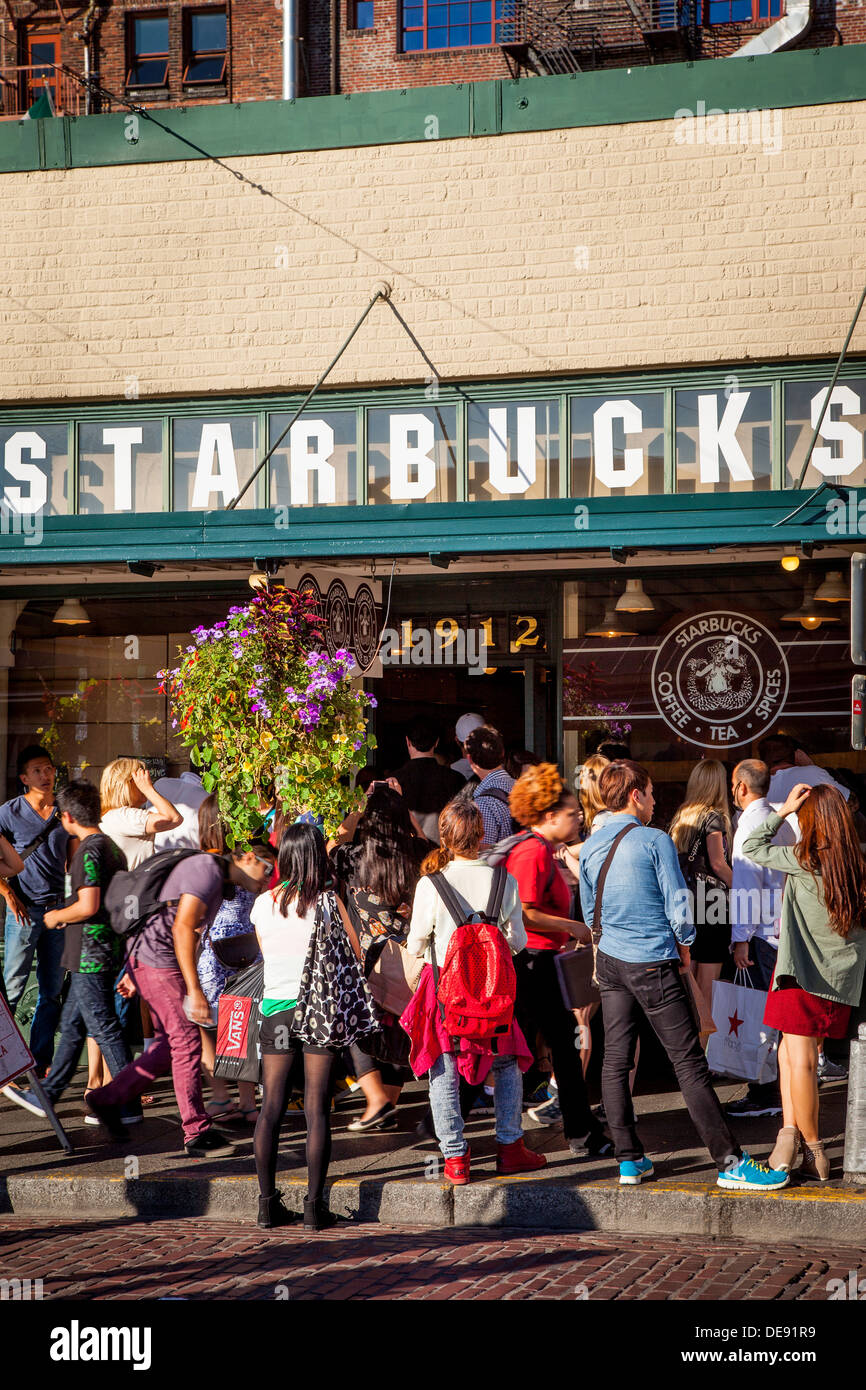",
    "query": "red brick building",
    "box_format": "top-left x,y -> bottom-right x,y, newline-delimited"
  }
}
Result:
0,0 -> 862,116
